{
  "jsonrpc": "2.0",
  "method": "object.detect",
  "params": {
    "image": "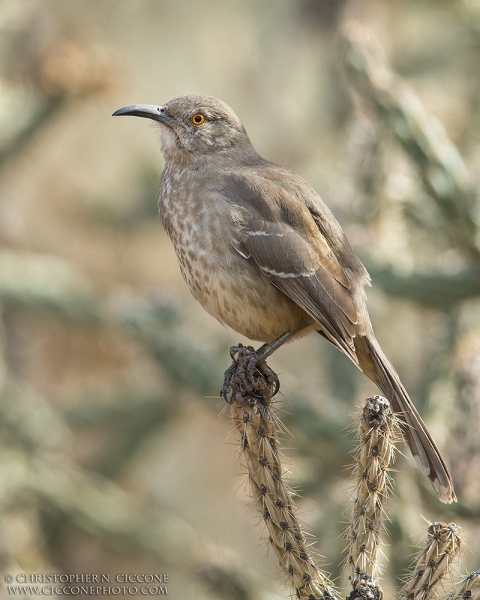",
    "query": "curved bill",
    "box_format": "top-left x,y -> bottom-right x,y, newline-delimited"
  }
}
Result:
112,104 -> 171,123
